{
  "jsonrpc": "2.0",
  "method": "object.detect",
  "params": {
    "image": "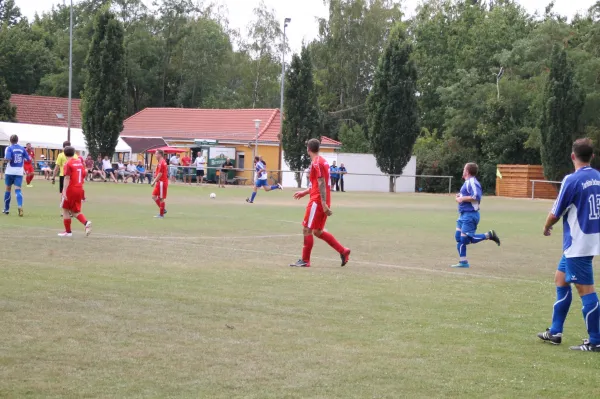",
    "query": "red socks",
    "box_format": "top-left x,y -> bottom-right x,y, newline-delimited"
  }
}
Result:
302,235 -> 314,263
26,175 -> 33,185
63,219 -> 72,233
154,198 -> 161,208
76,214 -> 88,226
319,231 -> 345,253
160,202 -> 165,216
